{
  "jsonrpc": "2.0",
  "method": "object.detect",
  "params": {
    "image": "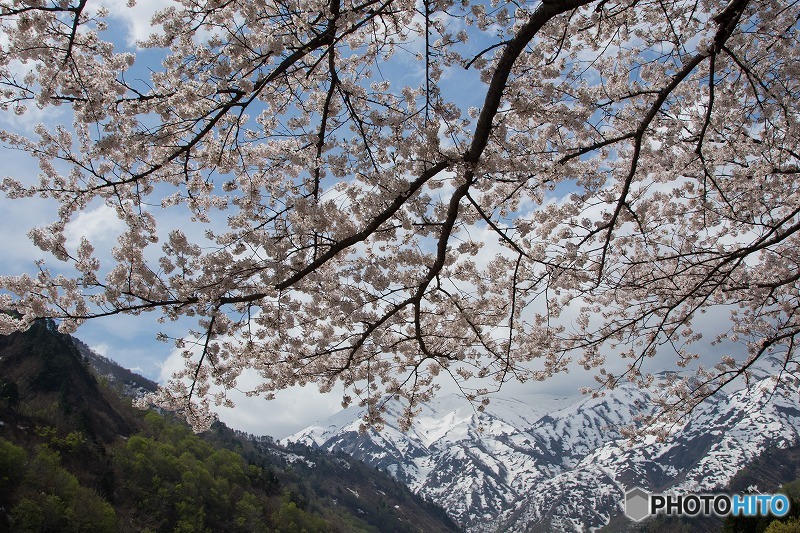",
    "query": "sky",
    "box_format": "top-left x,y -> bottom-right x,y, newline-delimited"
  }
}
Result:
0,0 -> 351,439
0,0 -> 752,440
0,0 -> 504,439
